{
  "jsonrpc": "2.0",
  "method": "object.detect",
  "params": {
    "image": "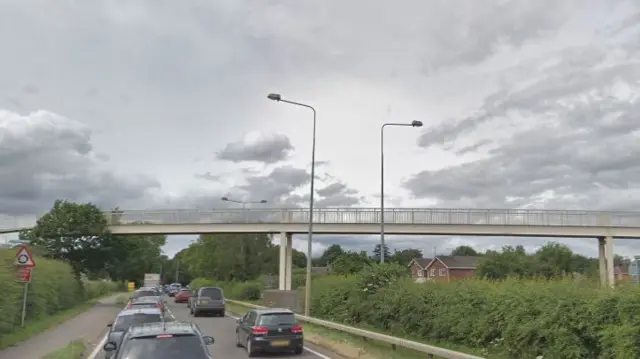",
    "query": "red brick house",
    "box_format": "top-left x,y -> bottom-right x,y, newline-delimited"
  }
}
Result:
408,256 -> 479,283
